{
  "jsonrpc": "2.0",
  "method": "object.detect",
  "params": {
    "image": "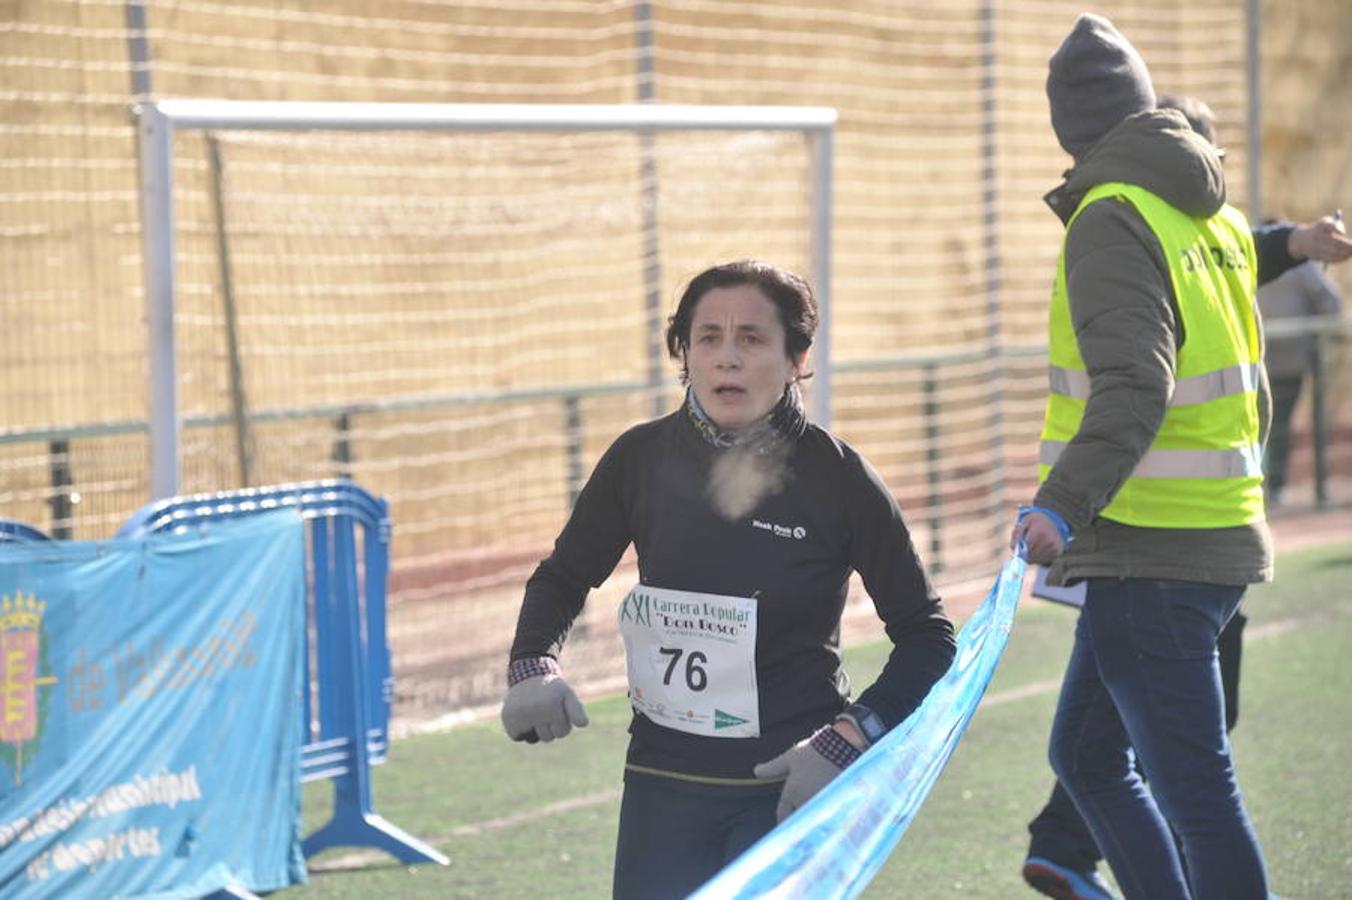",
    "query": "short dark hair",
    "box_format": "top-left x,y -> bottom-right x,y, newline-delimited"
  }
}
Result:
1157,93 -> 1217,145
664,260 -> 818,383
